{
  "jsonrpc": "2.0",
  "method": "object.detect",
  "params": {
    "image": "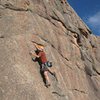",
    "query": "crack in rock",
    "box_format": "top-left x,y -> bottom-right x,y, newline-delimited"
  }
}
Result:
71,89 -> 87,94
0,3 -> 30,12
52,91 -> 66,97
0,35 -> 4,38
